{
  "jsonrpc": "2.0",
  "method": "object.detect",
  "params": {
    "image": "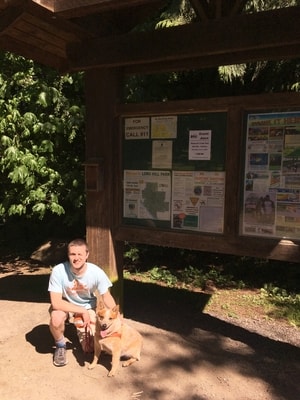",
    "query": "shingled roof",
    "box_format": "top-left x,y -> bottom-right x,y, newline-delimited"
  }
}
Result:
0,1 -> 299,73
